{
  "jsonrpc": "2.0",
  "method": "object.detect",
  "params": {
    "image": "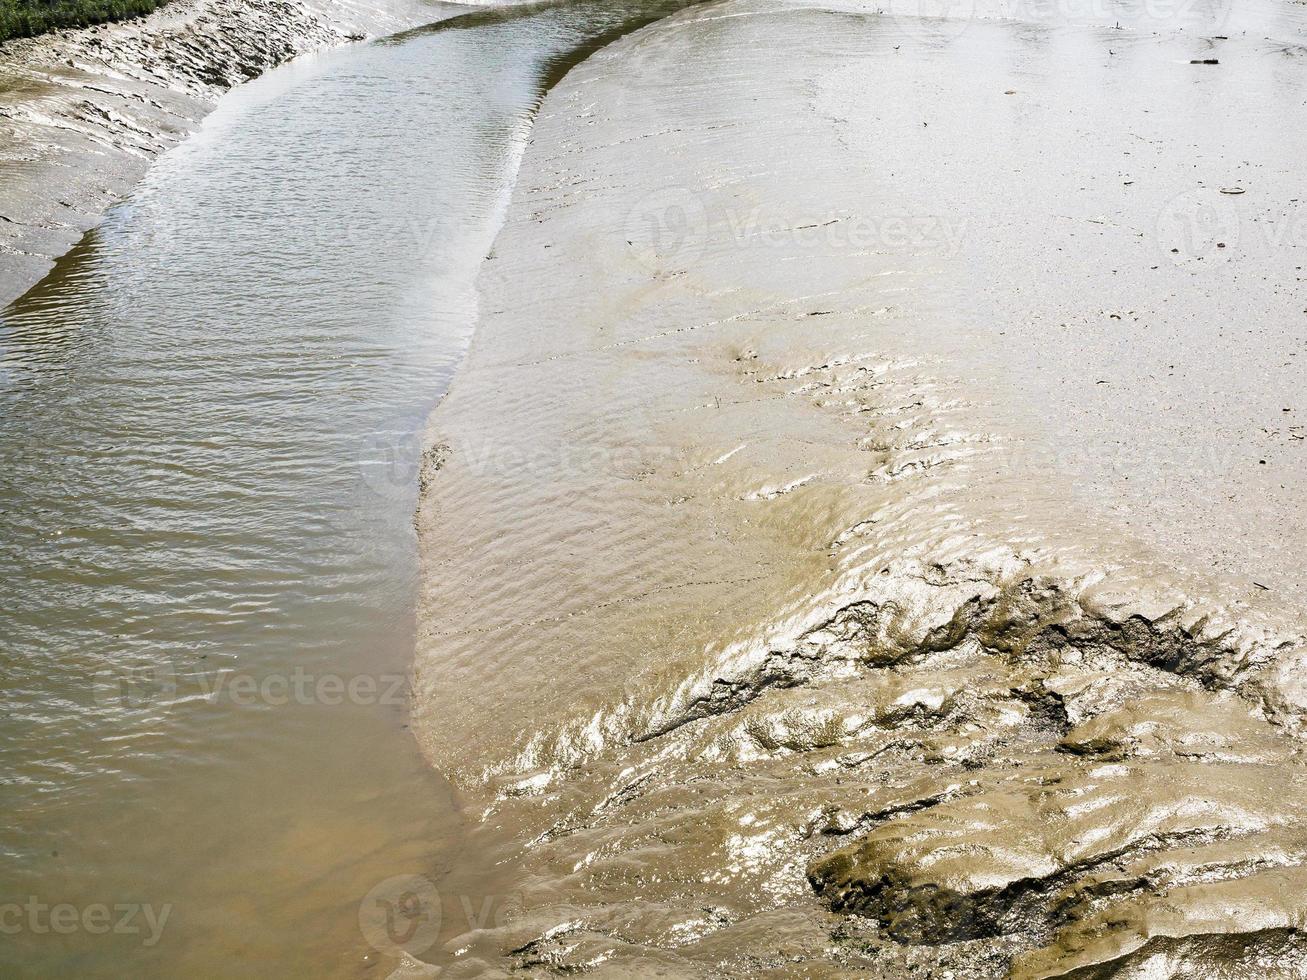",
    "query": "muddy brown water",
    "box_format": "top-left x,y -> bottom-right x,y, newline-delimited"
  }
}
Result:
0,3 -> 700,975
